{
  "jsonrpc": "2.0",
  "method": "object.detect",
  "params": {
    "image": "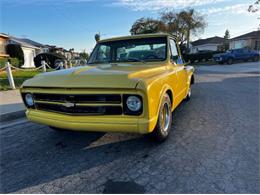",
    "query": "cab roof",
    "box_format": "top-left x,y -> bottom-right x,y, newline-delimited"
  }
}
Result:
98,33 -> 176,43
